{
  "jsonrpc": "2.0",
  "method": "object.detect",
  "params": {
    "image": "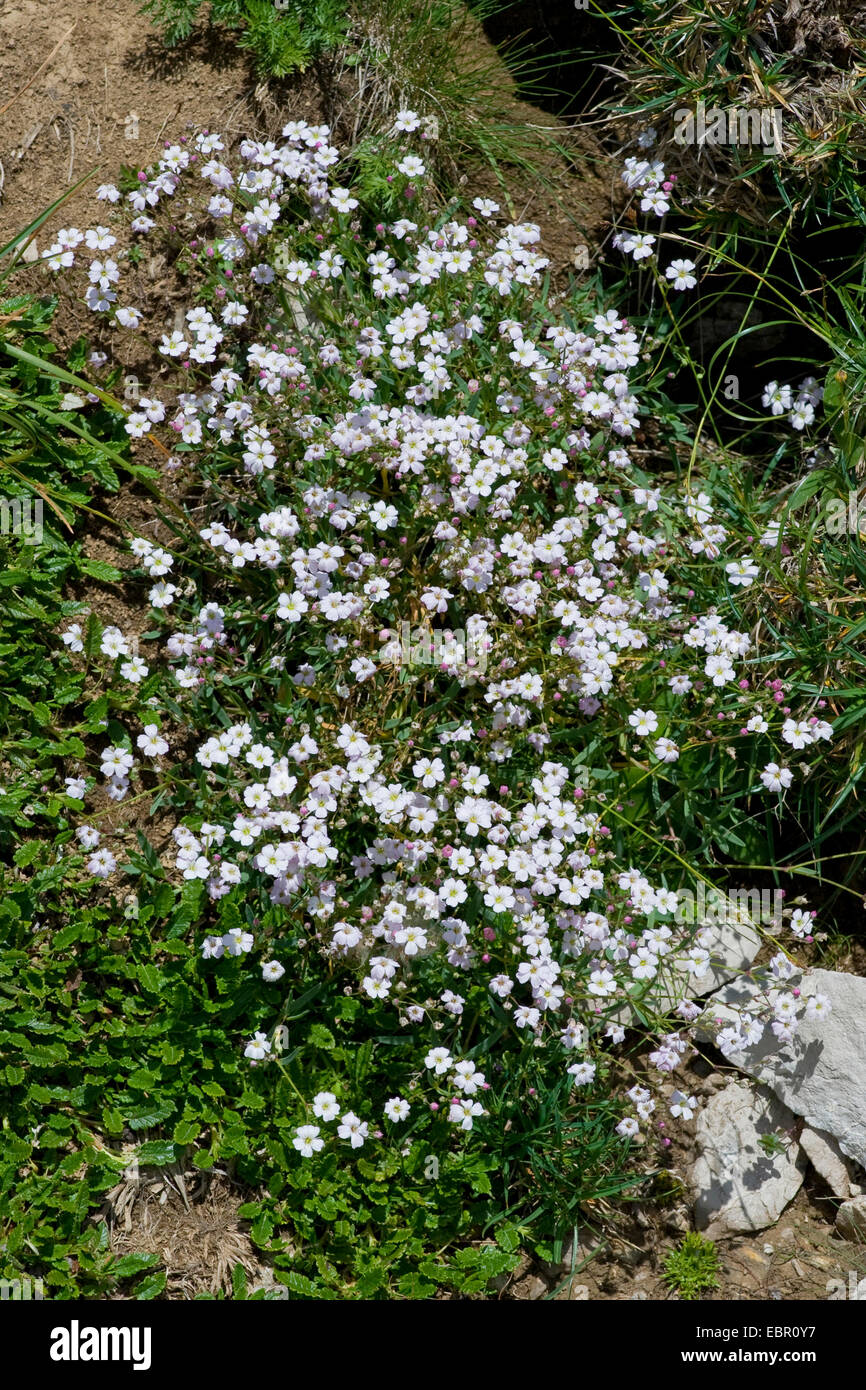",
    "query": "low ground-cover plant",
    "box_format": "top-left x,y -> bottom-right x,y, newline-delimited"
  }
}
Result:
0,207 -> 158,855
663,1230 -> 719,1300
142,0 -> 579,216
1,113 -> 856,1297
140,0 -> 349,76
